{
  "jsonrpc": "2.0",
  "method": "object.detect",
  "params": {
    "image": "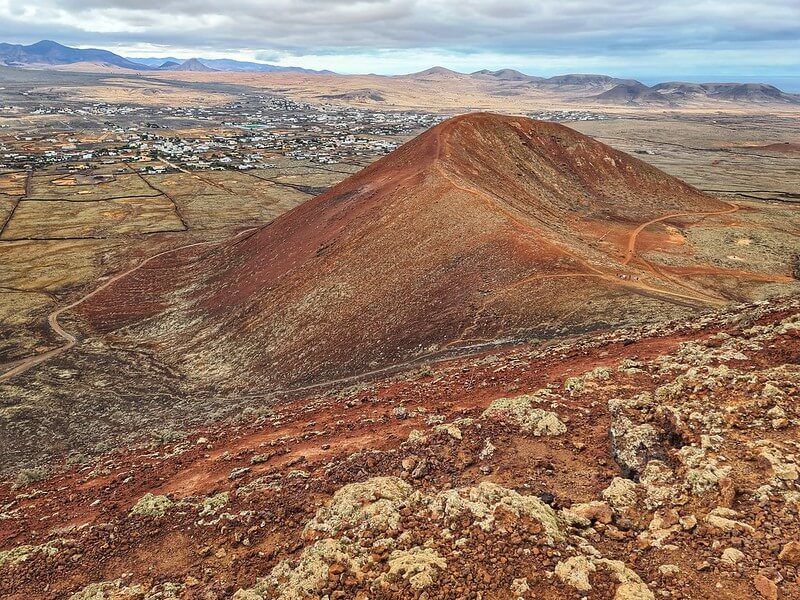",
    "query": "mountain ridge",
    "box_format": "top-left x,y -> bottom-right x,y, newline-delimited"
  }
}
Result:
0,40 -> 150,70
